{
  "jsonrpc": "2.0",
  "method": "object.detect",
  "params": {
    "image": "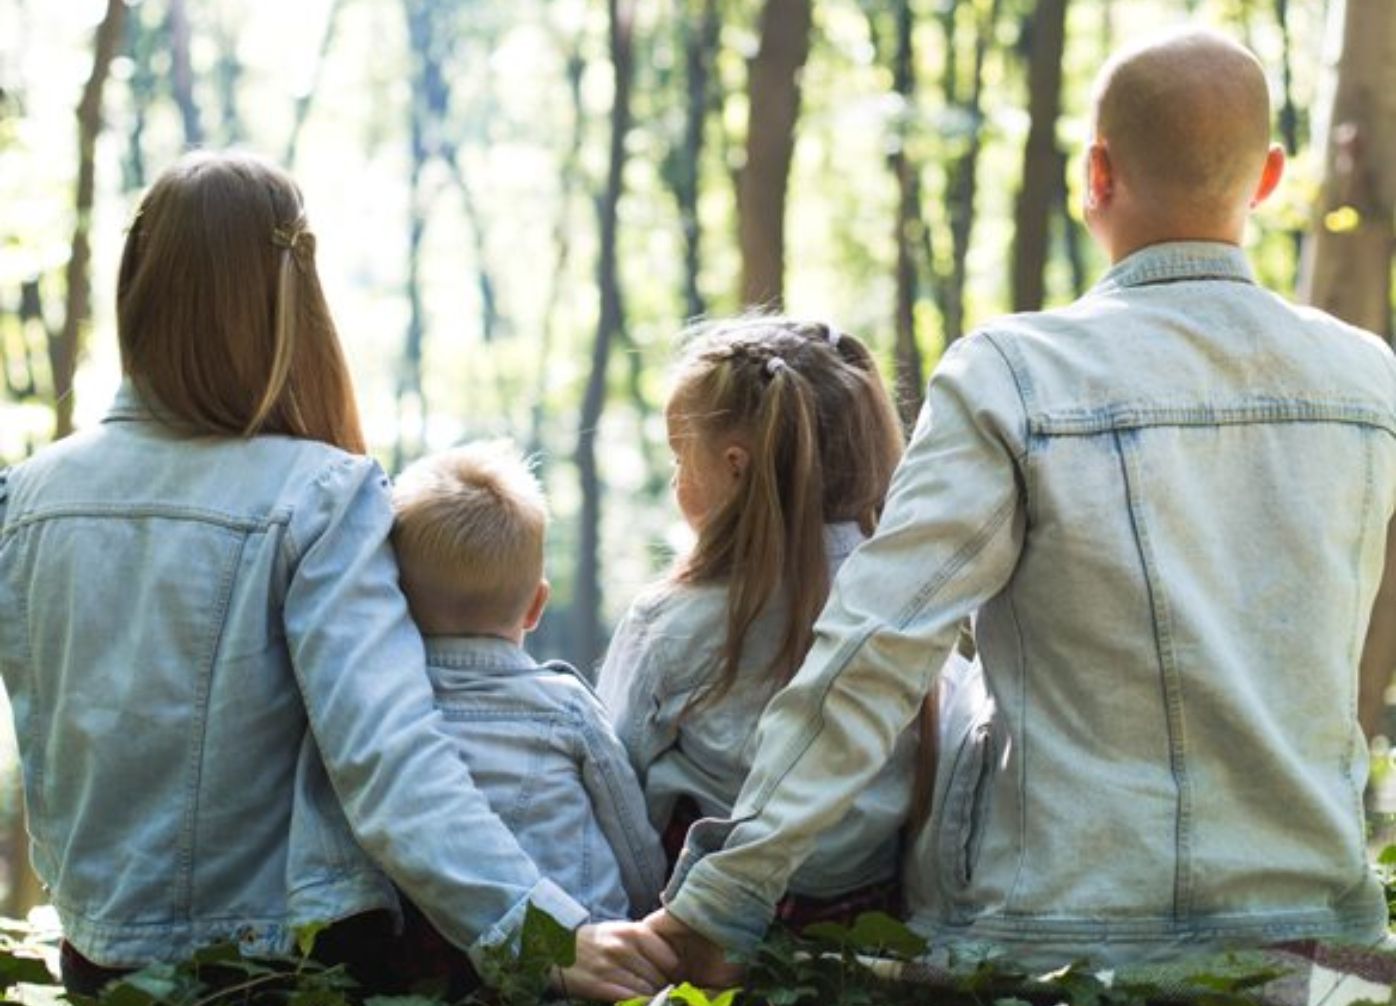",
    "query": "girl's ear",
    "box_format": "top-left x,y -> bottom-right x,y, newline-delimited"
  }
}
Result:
724,444 -> 750,482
